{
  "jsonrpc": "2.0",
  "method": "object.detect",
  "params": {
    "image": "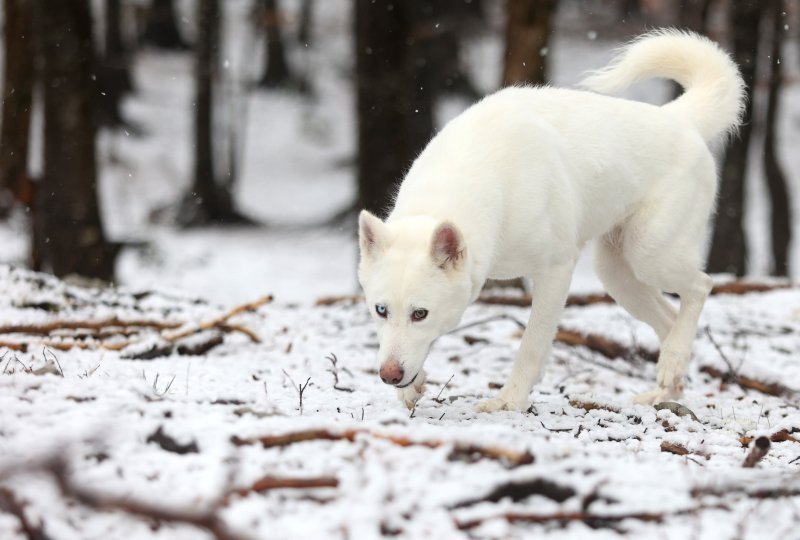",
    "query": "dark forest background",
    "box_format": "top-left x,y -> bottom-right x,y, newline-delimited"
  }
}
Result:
0,0 -> 795,292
